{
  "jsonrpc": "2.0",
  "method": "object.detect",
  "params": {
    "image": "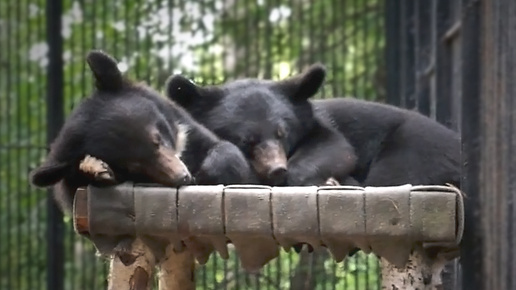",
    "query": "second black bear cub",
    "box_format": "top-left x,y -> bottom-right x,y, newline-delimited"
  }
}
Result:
165,65 -> 358,186
166,64 -> 460,188
313,98 -> 461,187
30,51 -> 255,214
